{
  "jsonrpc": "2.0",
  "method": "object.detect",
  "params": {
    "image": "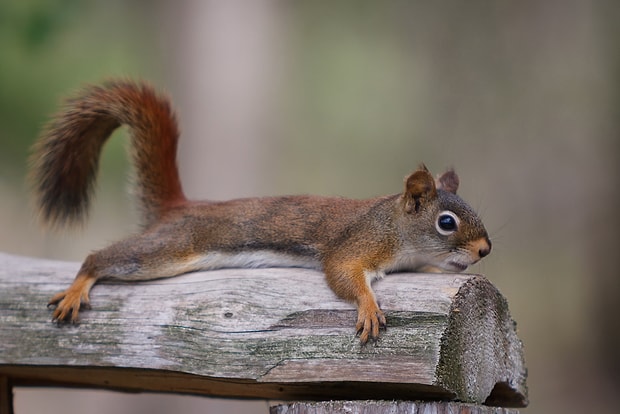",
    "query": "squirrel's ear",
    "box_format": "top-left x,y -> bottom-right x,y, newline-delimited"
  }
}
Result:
436,169 -> 459,194
404,166 -> 437,213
